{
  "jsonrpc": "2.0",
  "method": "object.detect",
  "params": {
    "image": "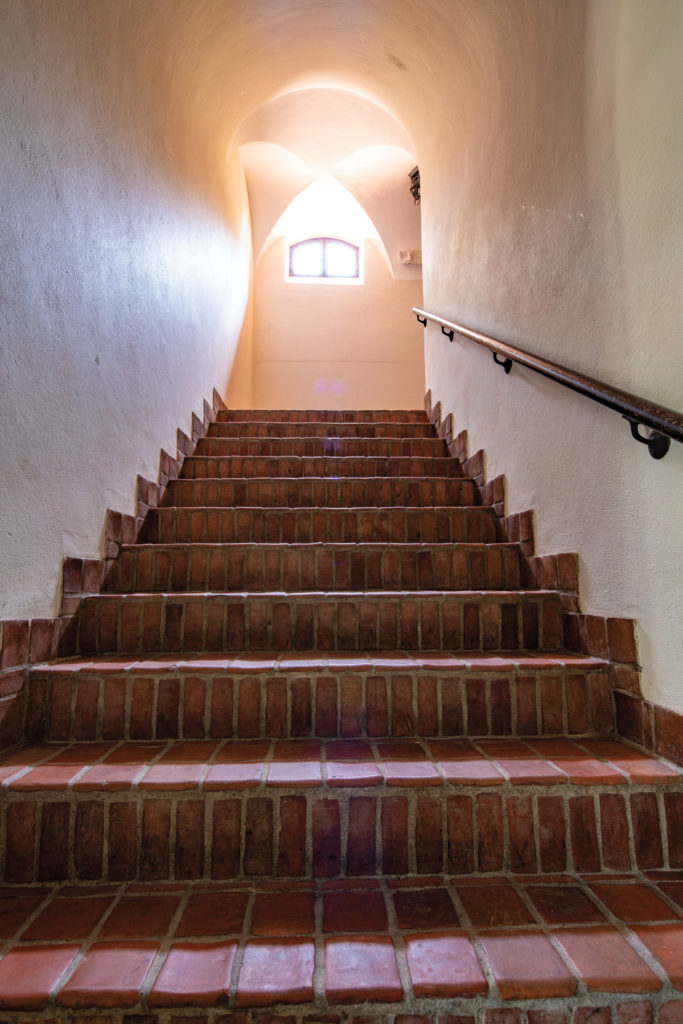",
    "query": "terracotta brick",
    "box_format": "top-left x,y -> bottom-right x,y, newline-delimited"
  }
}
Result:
313,799 -> 341,877
176,890 -> 247,939
415,796 -> 442,873
664,792 -> 683,867
555,926 -> 660,992
236,939 -> 314,1006
316,678 -> 338,737
108,802 -> 138,880
573,1011 -> 609,1024
660,1002 -> 683,1024
381,795 -> 409,875
570,795 -> 600,872
480,931 -> 576,998
0,944 -> 80,1010
211,799 -> 241,878
74,801 -> 104,879
405,932 -> 486,997
516,676 -> 538,735
599,793 -> 631,871
630,793 -> 663,869
340,676 -> 363,737
538,795 -> 567,873
244,797 -> 273,875
325,936 -> 402,1002
458,882 -> 533,928
57,941 -> 159,1007
477,793 -> 503,872
447,795 -> 474,874
130,677 -> 155,739
141,800 -> 171,879
607,618 -> 638,663
176,800 -> 204,878
5,803 -> 36,882
278,796 -> 307,876
507,795 -> 536,873
252,891 -> 315,936
237,678 -> 261,738
150,938 -> 235,1002
417,675 -> 438,735
210,678 -> 234,738
654,704 -> 683,766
